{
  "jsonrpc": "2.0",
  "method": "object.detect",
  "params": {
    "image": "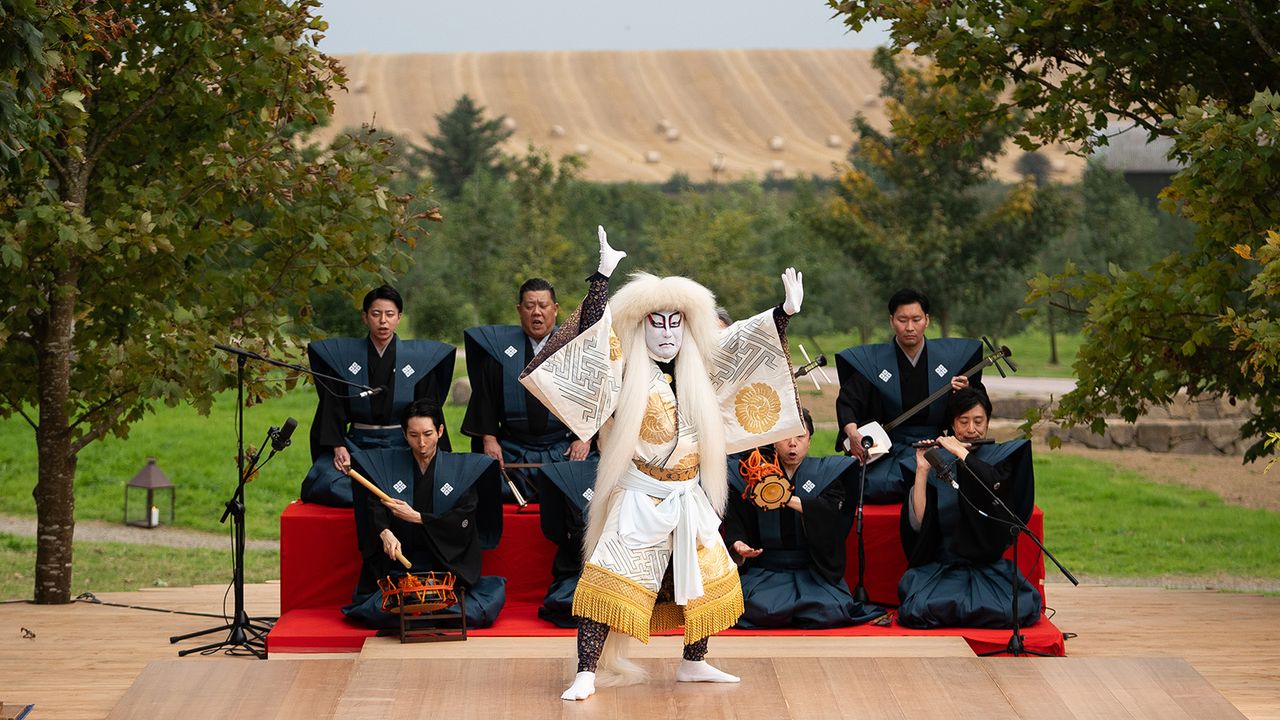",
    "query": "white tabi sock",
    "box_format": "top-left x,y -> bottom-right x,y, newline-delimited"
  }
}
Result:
562,671 -> 597,701
676,659 -> 740,683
